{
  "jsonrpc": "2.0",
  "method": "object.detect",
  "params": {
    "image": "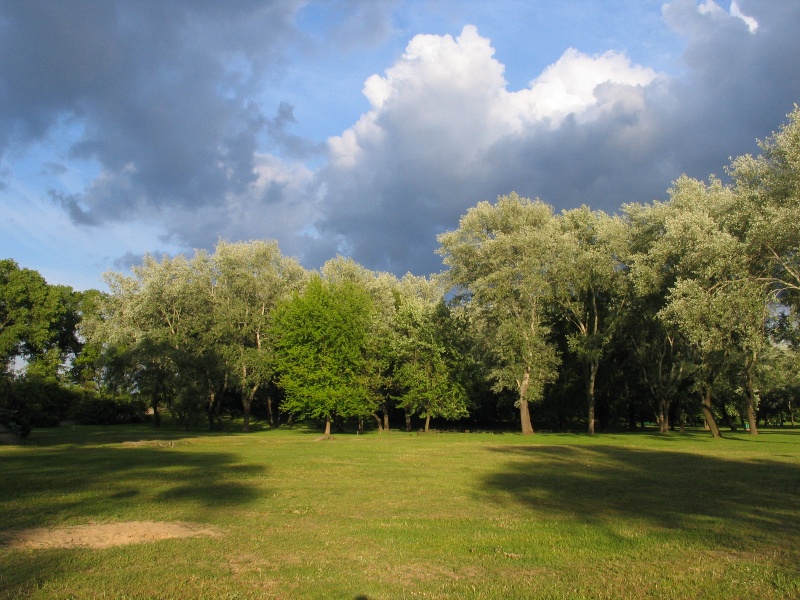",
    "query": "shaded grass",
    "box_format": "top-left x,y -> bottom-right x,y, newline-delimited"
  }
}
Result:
1,426 -> 799,598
